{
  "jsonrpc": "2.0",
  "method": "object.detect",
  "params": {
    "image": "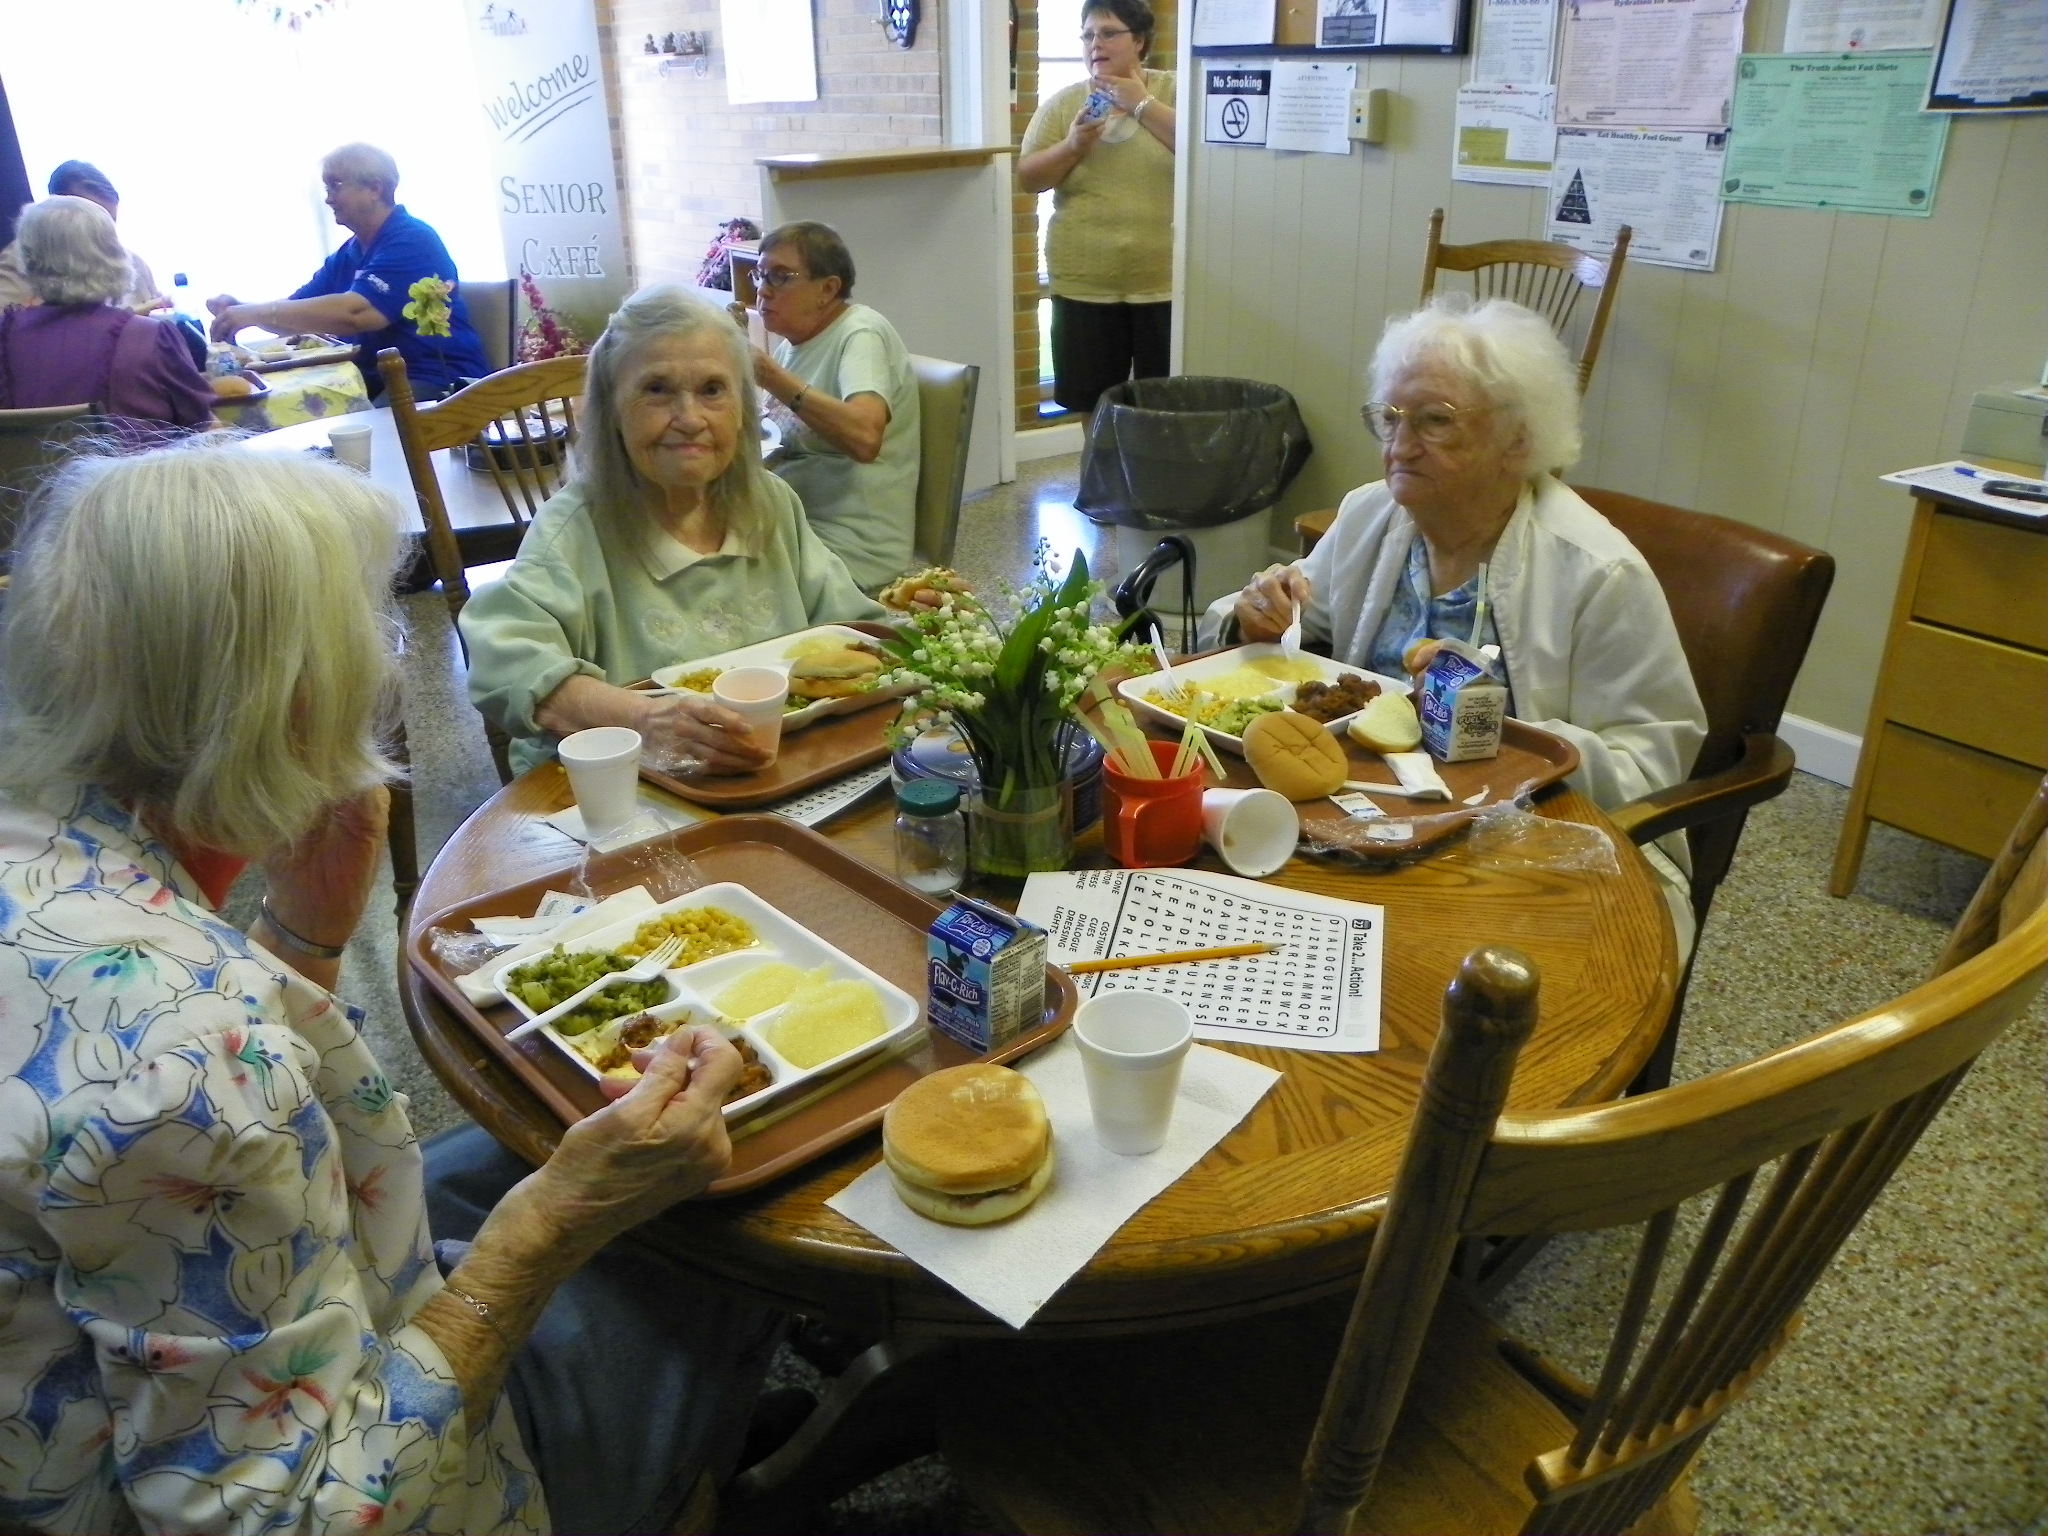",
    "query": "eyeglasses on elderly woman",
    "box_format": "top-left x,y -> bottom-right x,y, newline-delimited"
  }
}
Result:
1360,400 -> 1495,445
